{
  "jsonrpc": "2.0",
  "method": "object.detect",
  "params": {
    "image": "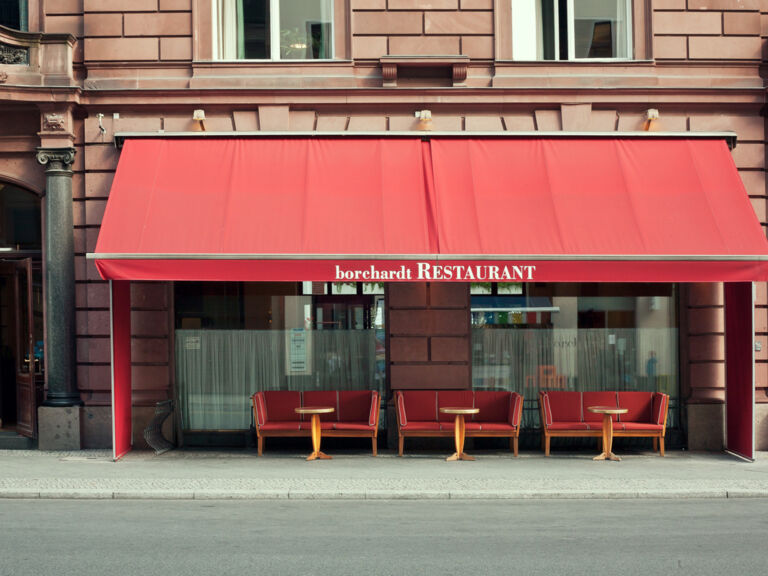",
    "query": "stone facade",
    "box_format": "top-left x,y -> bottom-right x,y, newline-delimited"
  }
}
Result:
0,0 -> 767,450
